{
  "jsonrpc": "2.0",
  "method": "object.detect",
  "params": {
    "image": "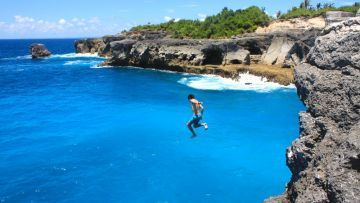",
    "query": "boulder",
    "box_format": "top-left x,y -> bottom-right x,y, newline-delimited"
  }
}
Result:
223,49 -> 250,65
30,44 -> 51,59
262,36 -> 295,65
325,11 -> 355,26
